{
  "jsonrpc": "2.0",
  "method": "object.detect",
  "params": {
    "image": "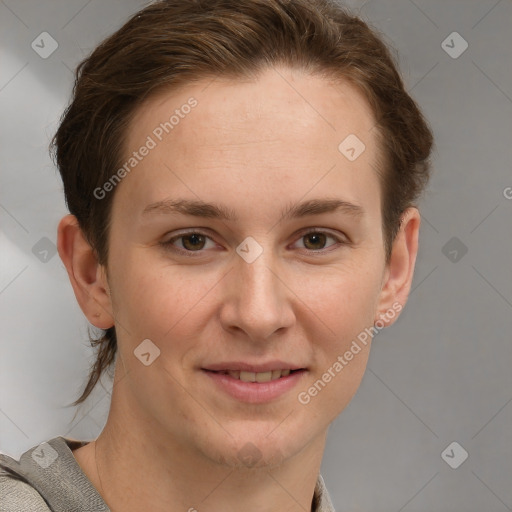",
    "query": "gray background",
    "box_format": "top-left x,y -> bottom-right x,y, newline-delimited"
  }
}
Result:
1,1 -> 511,511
